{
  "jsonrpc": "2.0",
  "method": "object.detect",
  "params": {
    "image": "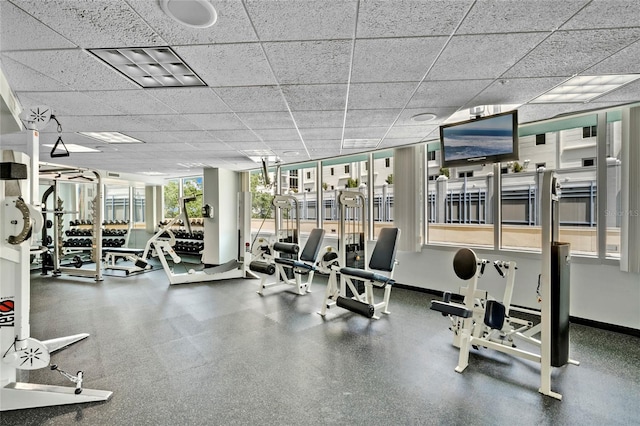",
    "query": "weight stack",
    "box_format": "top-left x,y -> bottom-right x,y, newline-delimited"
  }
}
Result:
551,242 -> 570,367
344,243 -> 365,297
